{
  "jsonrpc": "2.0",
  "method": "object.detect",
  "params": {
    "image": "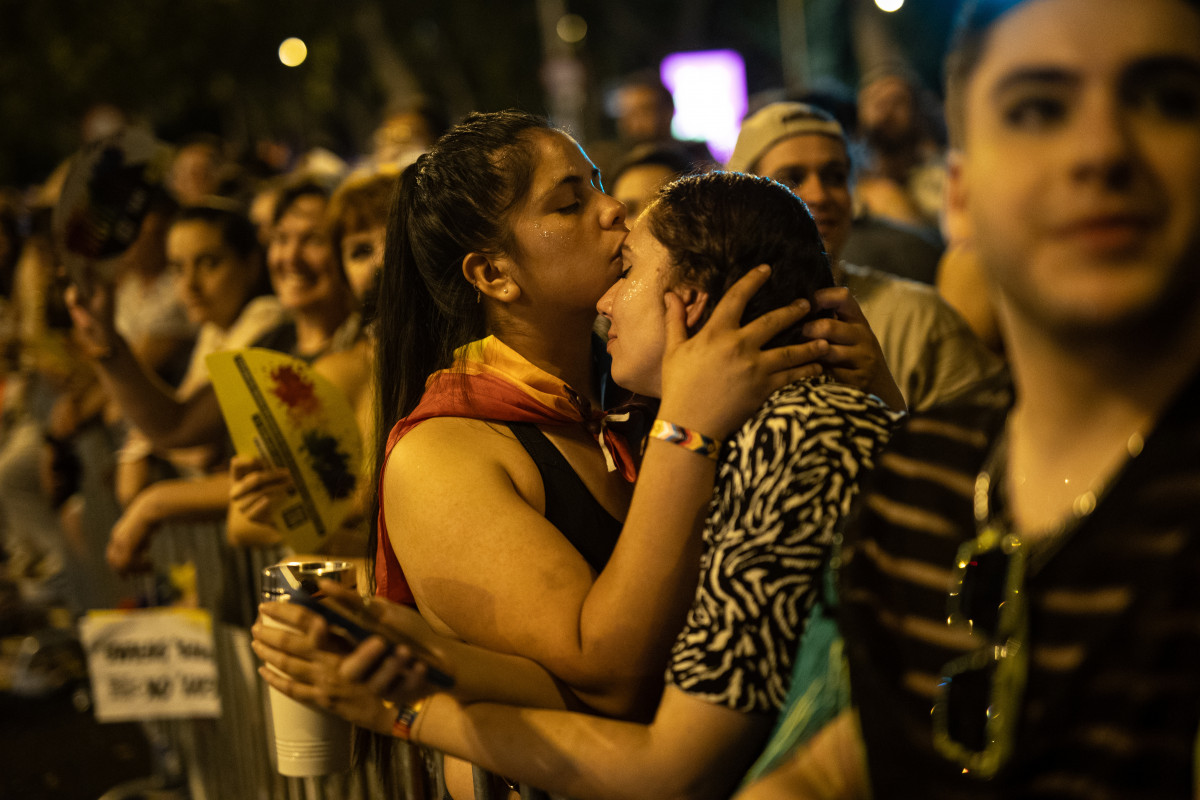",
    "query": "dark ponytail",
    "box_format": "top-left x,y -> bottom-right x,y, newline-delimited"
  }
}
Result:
362,110 -> 554,784
369,110 -> 553,582
373,160 -> 467,455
